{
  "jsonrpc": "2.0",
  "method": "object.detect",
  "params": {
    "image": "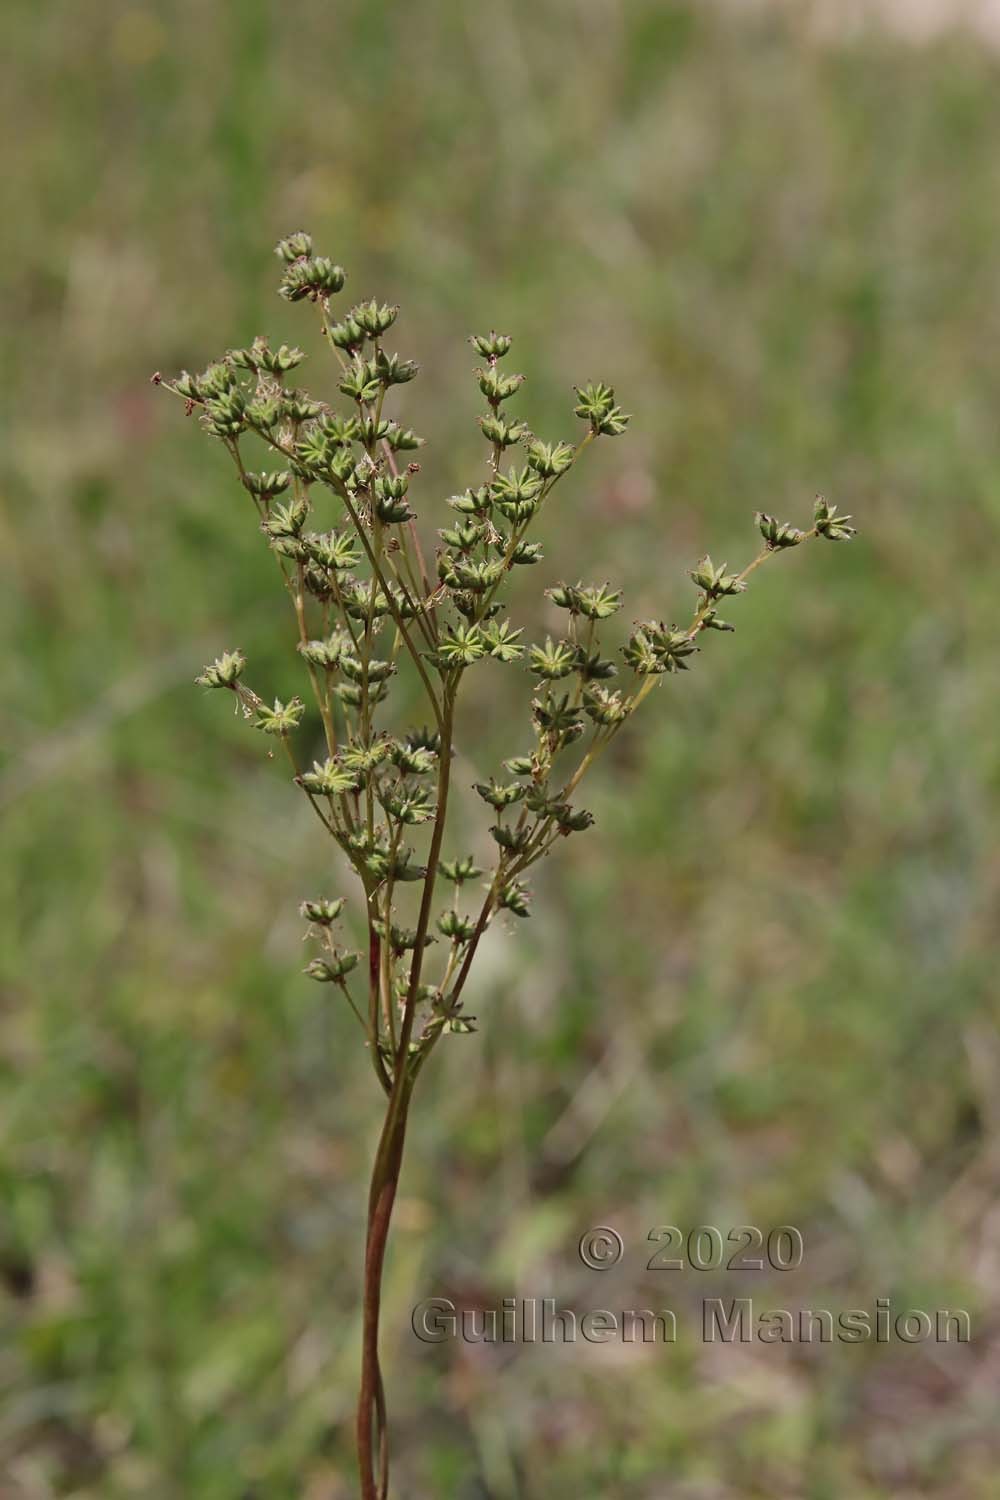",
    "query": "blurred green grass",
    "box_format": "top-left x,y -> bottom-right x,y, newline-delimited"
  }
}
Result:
2,1 -> 1000,1495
